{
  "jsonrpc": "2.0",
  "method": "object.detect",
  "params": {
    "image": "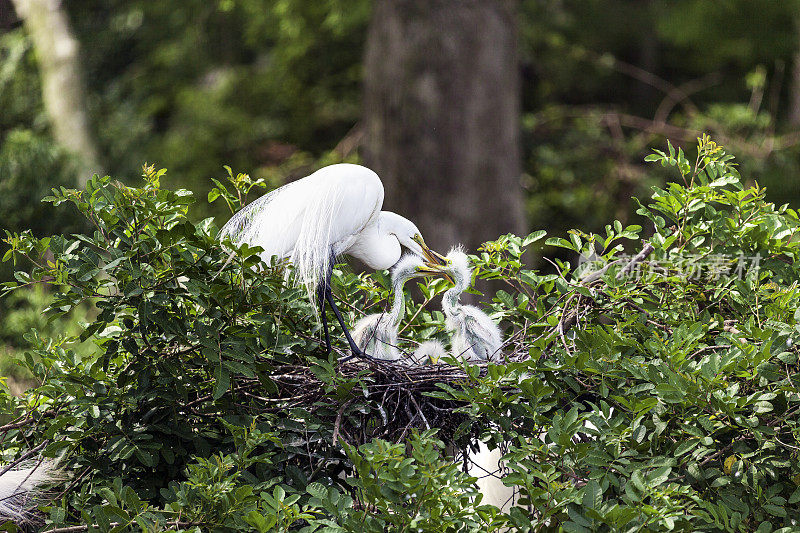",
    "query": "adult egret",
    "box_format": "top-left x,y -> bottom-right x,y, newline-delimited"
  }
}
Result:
0,460 -> 58,524
440,248 -> 502,361
218,164 -> 447,358
351,254 -> 446,361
